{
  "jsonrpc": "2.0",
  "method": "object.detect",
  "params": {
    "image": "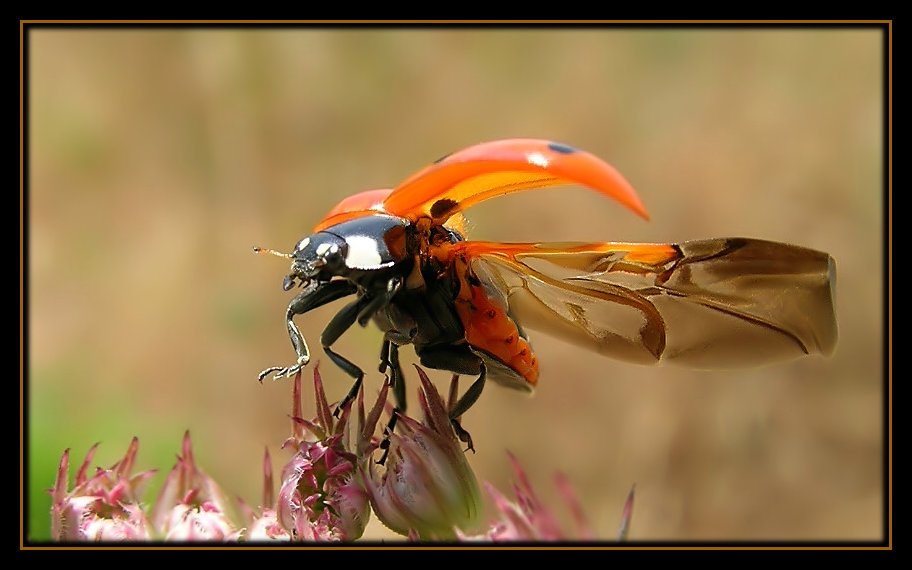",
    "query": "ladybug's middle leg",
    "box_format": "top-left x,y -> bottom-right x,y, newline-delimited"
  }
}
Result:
323,276 -> 402,417
378,340 -> 406,426
376,340 -> 406,465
